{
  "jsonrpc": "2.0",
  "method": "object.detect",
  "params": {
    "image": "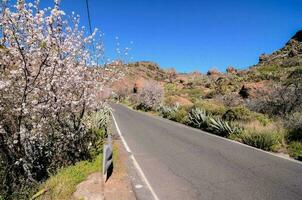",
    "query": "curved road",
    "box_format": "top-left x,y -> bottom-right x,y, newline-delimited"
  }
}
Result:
111,104 -> 302,200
